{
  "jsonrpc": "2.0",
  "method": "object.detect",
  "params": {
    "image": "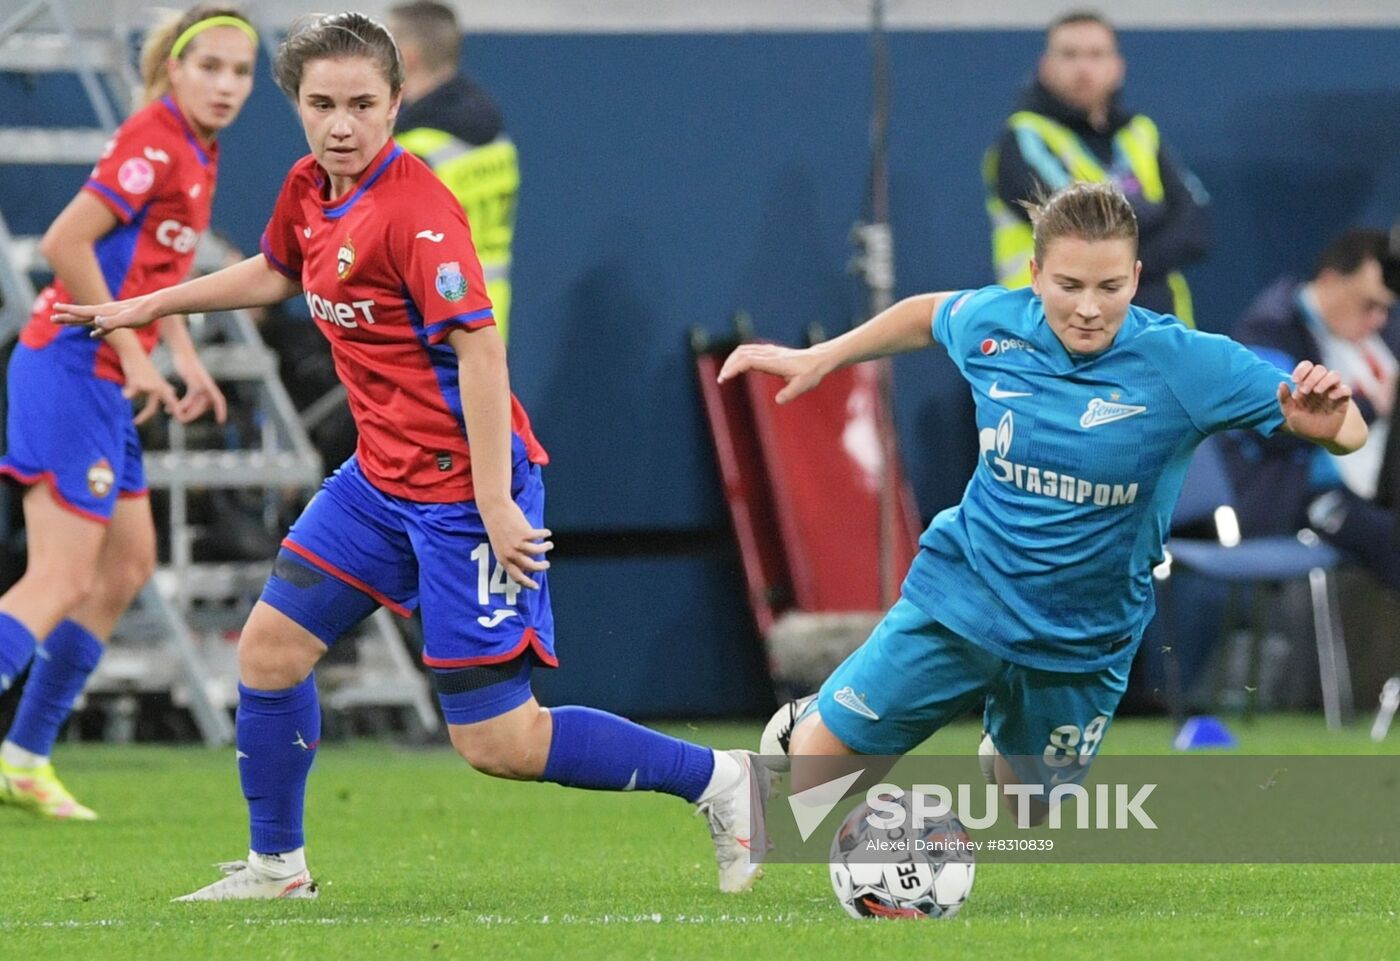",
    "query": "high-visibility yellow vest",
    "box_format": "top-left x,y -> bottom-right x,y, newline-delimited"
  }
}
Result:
984,110 -> 1194,327
396,129 -> 520,342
